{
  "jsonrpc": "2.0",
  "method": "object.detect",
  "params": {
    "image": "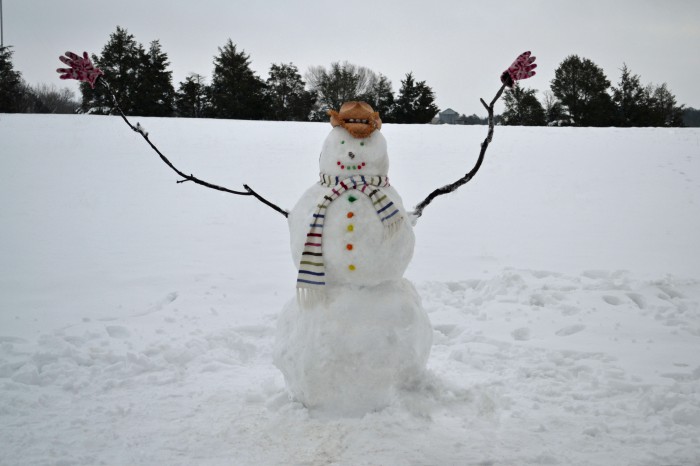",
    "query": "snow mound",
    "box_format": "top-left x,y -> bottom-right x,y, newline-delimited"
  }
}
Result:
274,279 -> 432,416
